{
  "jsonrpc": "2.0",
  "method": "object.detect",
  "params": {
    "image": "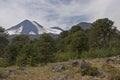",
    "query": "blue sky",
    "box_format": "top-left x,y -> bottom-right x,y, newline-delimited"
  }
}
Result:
0,0 -> 120,30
